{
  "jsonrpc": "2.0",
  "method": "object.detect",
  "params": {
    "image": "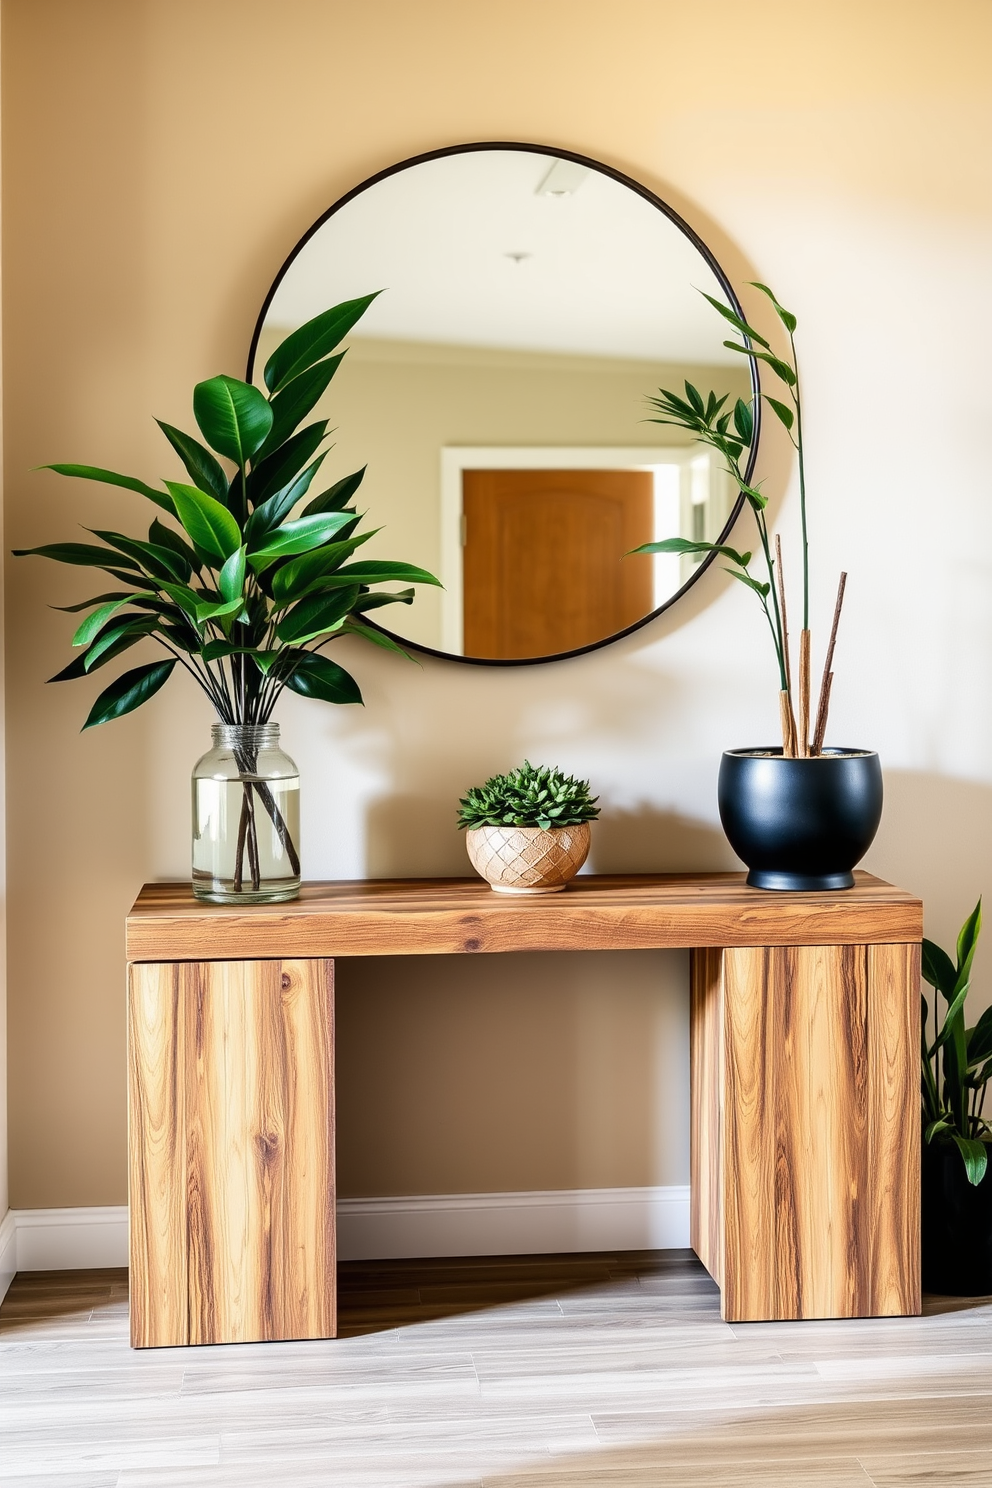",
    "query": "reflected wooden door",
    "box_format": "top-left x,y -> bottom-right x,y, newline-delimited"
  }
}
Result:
462,469 -> 654,659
